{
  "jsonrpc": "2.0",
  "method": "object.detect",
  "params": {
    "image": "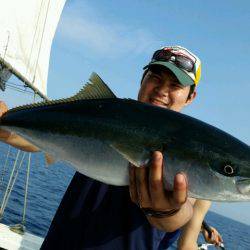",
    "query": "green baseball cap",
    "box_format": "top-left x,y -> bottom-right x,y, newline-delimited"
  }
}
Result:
144,45 -> 201,86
